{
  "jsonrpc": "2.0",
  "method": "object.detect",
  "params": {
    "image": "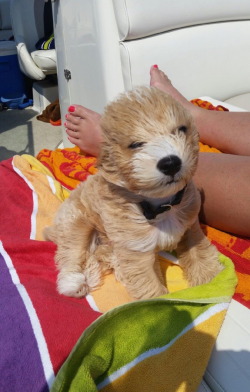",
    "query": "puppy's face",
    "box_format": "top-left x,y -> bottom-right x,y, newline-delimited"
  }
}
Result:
99,87 -> 199,198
